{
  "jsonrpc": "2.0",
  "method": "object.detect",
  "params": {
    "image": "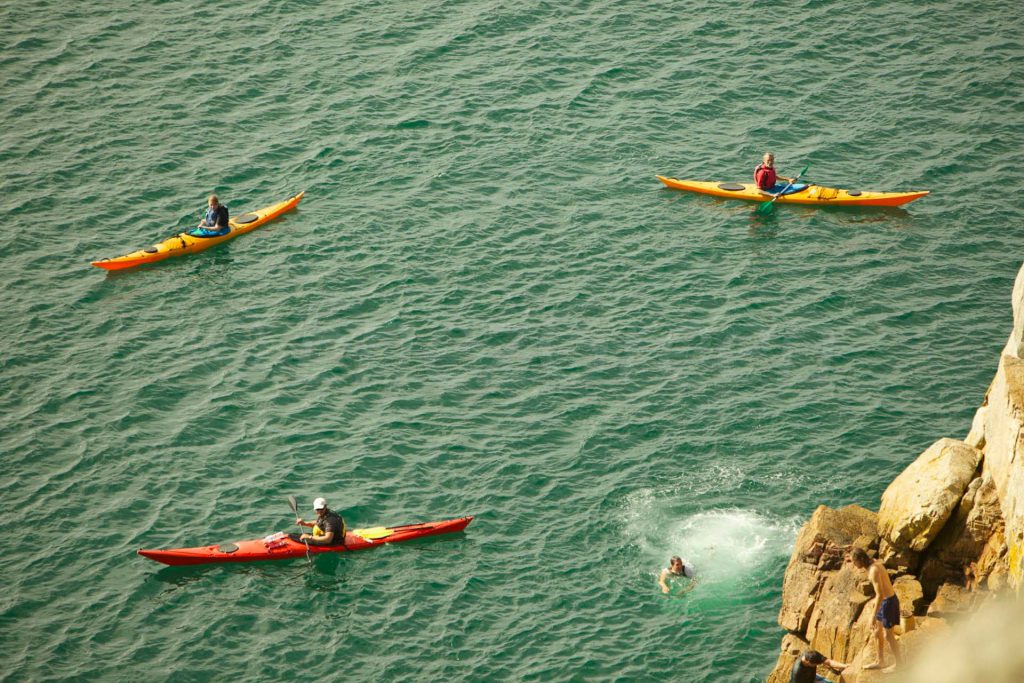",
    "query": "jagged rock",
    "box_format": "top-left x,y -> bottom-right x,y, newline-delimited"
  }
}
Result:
892,575 -> 925,617
877,438 -> 981,553
851,535 -> 875,552
878,538 -> 920,574
918,472 -> 1004,598
964,403 -> 987,449
976,352 -> 1024,589
975,532 -> 1008,587
926,583 -> 975,618
779,505 -> 879,633
805,567 -> 873,665
1004,261 -> 1024,359
986,563 -> 1009,593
